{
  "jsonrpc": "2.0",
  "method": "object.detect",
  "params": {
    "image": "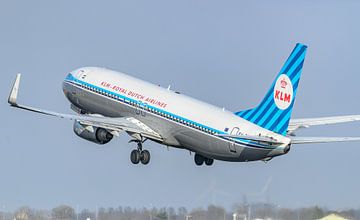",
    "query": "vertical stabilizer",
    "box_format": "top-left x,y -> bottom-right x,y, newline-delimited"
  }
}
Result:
236,43 -> 307,136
